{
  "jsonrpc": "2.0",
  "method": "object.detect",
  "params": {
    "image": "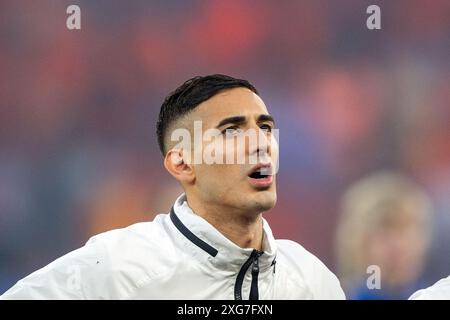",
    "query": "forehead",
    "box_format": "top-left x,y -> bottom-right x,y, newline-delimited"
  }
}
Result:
192,87 -> 269,125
